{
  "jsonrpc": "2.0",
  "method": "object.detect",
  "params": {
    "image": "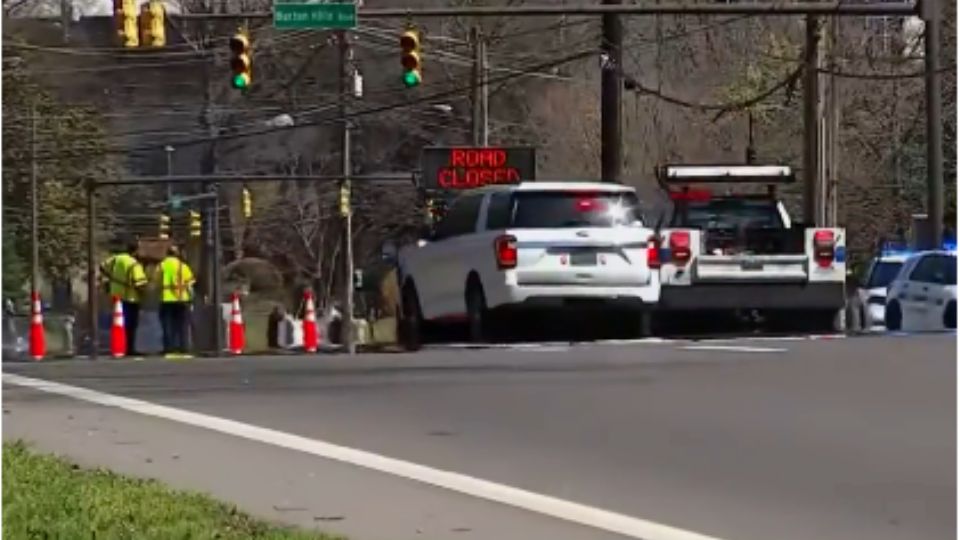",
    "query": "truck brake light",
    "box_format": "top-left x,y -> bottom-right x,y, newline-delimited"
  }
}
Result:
669,231 -> 692,265
647,235 -> 662,269
668,189 -> 712,201
494,234 -> 518,269
813,229 -> 835,268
